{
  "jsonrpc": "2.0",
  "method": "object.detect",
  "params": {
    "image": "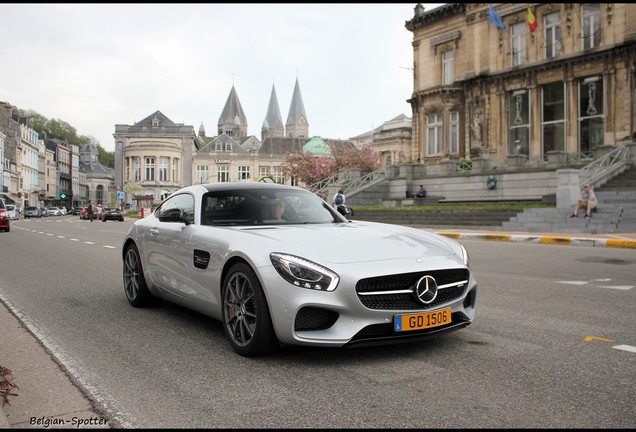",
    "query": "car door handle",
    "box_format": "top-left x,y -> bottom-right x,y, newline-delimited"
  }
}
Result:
150,228 -> 159,236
